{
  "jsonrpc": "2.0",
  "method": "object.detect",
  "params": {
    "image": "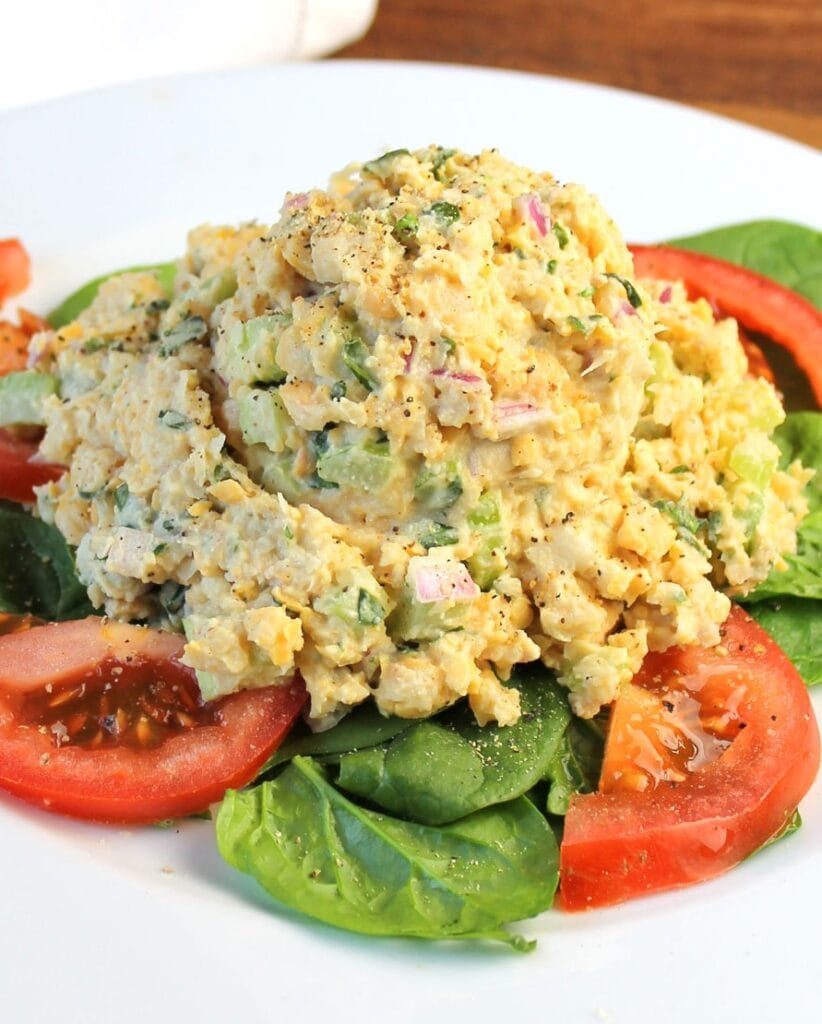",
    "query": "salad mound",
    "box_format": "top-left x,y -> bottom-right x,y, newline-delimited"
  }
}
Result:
30,147 -> 808,726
